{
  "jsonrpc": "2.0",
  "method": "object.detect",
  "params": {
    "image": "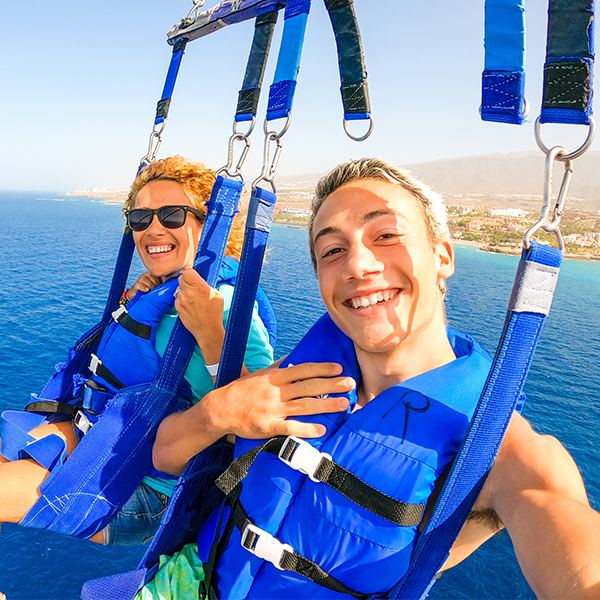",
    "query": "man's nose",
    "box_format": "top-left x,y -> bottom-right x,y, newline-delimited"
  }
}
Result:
345,243 -> 383,279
